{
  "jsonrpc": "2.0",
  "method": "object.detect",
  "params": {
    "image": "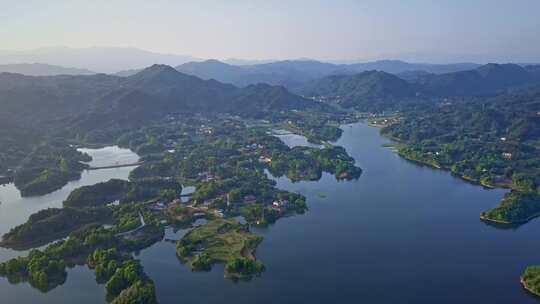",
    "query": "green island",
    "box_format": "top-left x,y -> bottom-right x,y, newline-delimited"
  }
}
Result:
176,218 -> 264,279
